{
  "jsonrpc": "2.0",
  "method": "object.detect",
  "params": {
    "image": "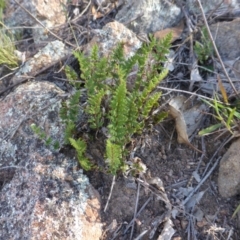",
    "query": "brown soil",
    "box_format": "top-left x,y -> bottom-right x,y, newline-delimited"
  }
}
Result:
86,121 -> 240,239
